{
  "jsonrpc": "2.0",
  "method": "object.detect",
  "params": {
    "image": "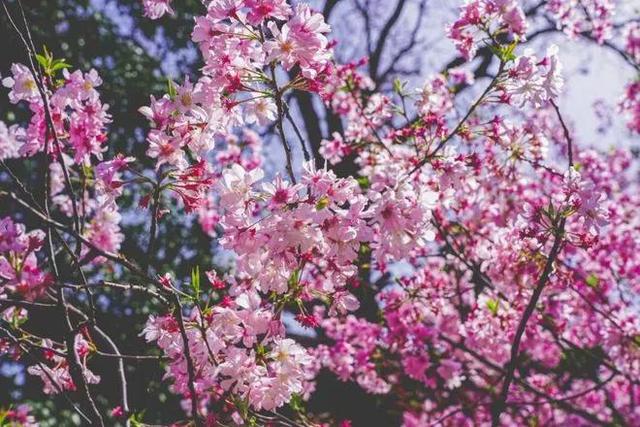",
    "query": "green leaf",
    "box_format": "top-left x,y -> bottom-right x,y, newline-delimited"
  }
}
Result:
315,195 -> 330,210
167,78 -> 177,98
356,176 -> 370,190
10,310 -> 27,328
287,269 -> 300,288
289,393 -> 306,413
36,53 -> 49,68
0,408 -> 9,426
358,242 -> 371,256
128,411 -> 146,427
256,343 -> 267,357
36,47 -> 72,77
487,40 -> 519,63
486,298 -> 499,316
393,77 -> 407,95
82,163 -> 93,179
585,274 -> 599,288
501,40 -> 518,62
51,61 -> 72,72
191,265 -> 201,298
